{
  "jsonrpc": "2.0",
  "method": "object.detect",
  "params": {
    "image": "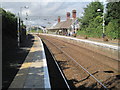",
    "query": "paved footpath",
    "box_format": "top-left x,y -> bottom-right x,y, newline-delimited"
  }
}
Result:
9,35 -> 51,89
